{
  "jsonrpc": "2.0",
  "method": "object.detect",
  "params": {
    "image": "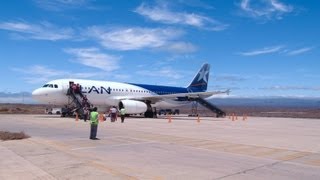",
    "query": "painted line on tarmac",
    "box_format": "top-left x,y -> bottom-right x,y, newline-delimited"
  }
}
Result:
71,141 -> 156,151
